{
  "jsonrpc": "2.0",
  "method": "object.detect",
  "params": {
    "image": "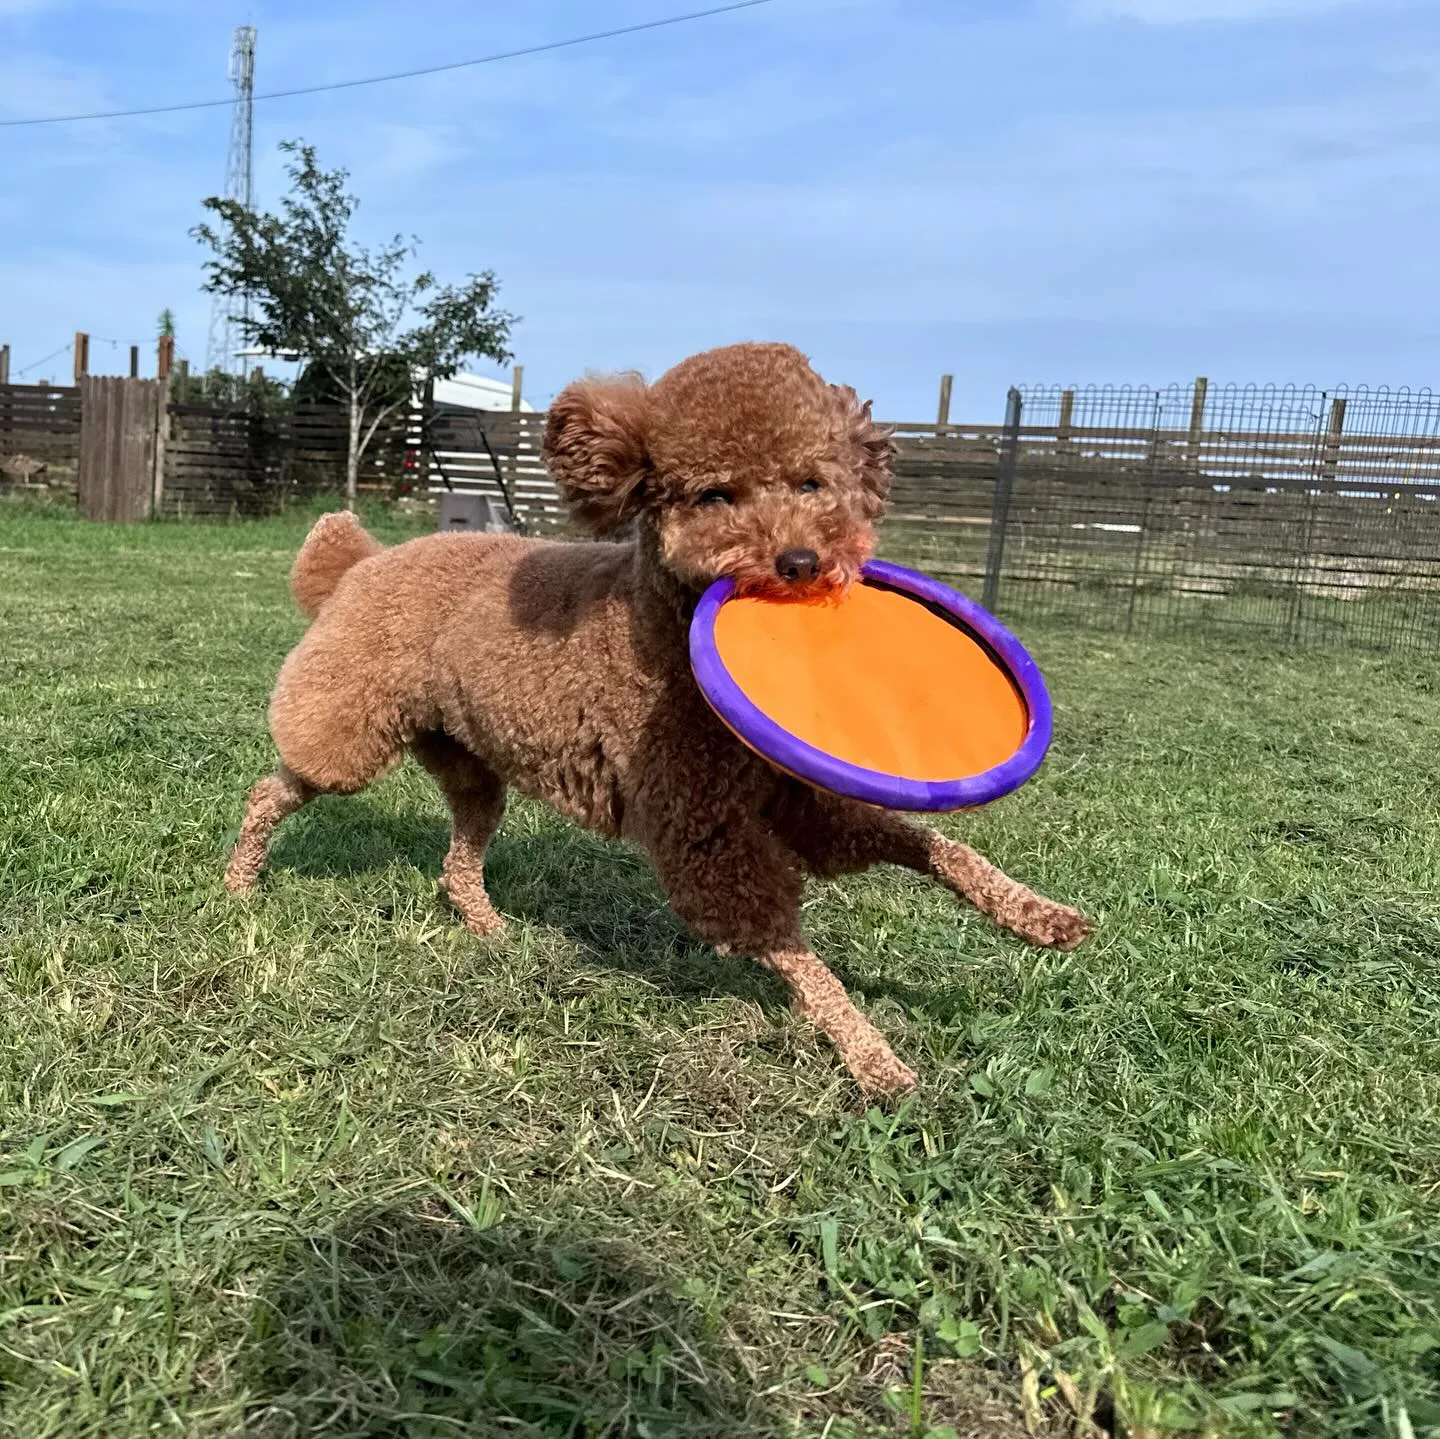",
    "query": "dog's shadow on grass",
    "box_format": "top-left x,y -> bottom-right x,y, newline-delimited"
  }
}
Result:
267,793 -> 931,1011
272,795 -> 451,882
244,1206 -> 773,1437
